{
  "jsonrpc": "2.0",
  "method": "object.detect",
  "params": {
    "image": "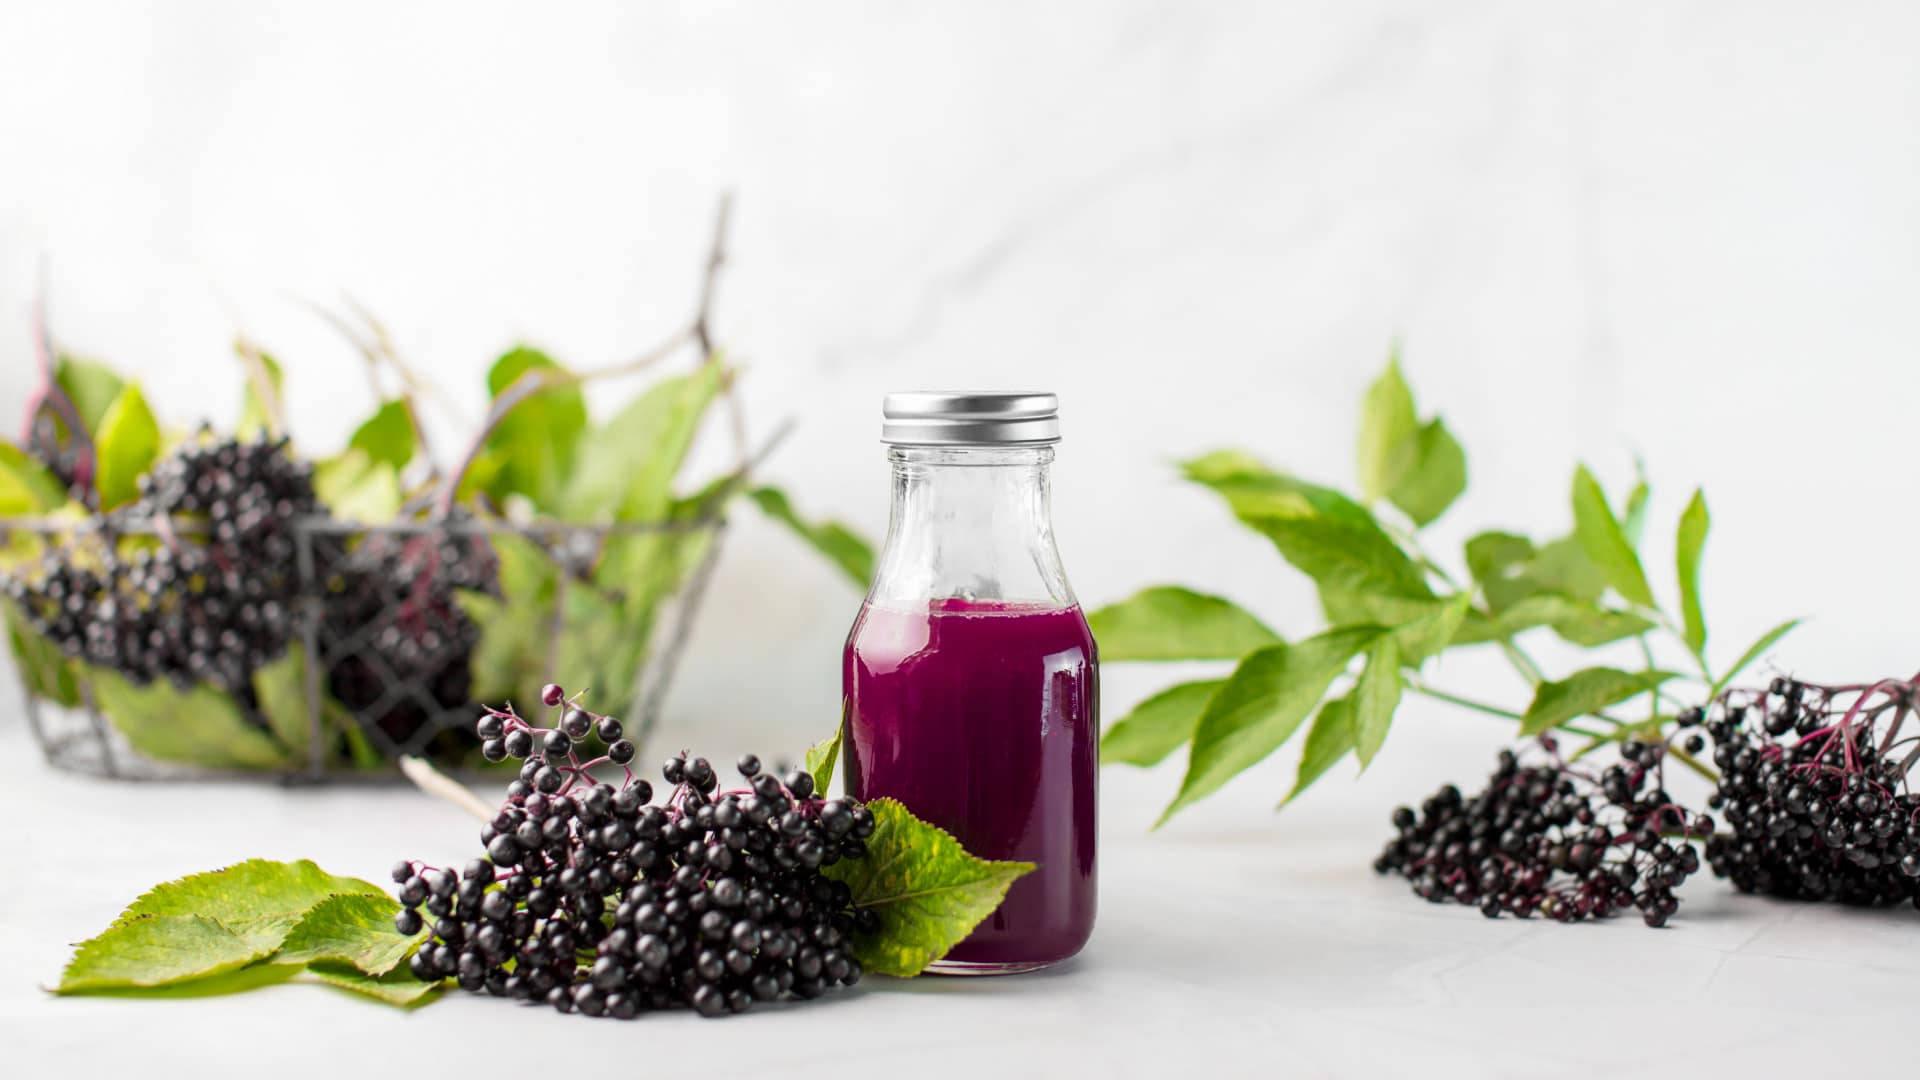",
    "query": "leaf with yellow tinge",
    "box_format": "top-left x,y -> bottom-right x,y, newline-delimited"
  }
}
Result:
275,894 -> 424,976
57,914 -> 273,993
112,859 -> 387,951
308,962 -> 442,1007
822,798 -> 1034,977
